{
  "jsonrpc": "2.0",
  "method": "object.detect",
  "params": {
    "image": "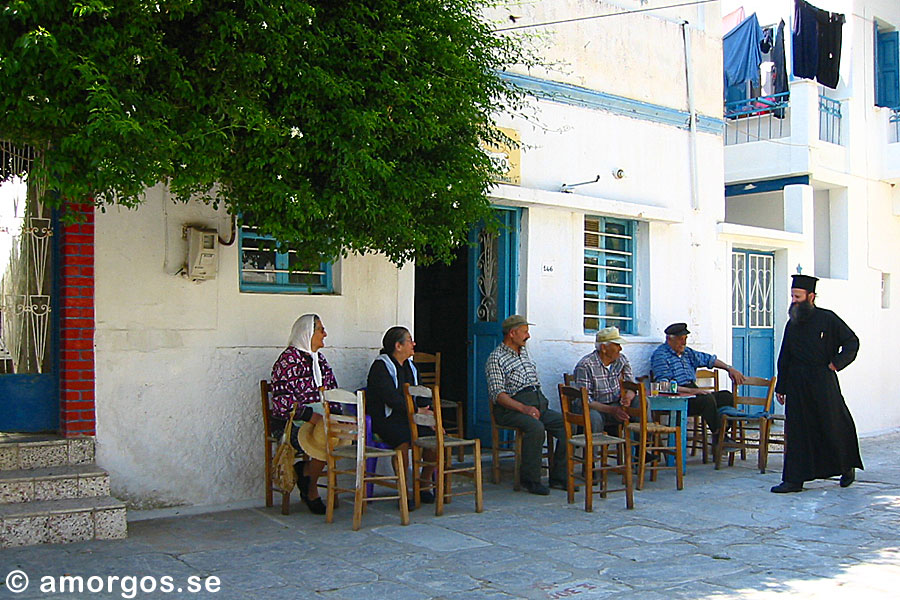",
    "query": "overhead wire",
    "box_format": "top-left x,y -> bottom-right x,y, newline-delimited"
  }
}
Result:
493,0 -> 721,32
